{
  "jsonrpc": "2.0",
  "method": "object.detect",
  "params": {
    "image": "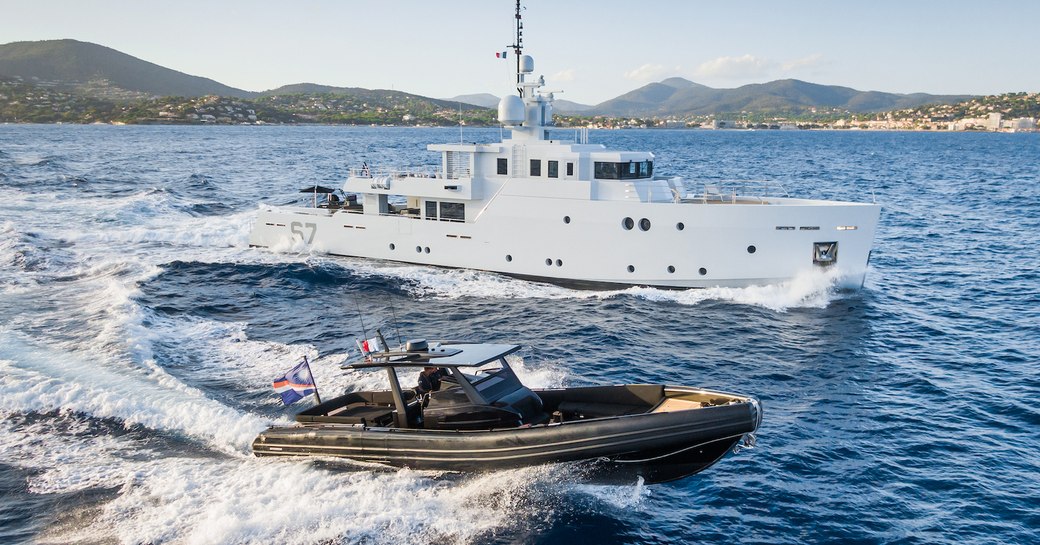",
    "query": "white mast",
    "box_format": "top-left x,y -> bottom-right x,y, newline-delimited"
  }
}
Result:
497,0 -> 554,142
